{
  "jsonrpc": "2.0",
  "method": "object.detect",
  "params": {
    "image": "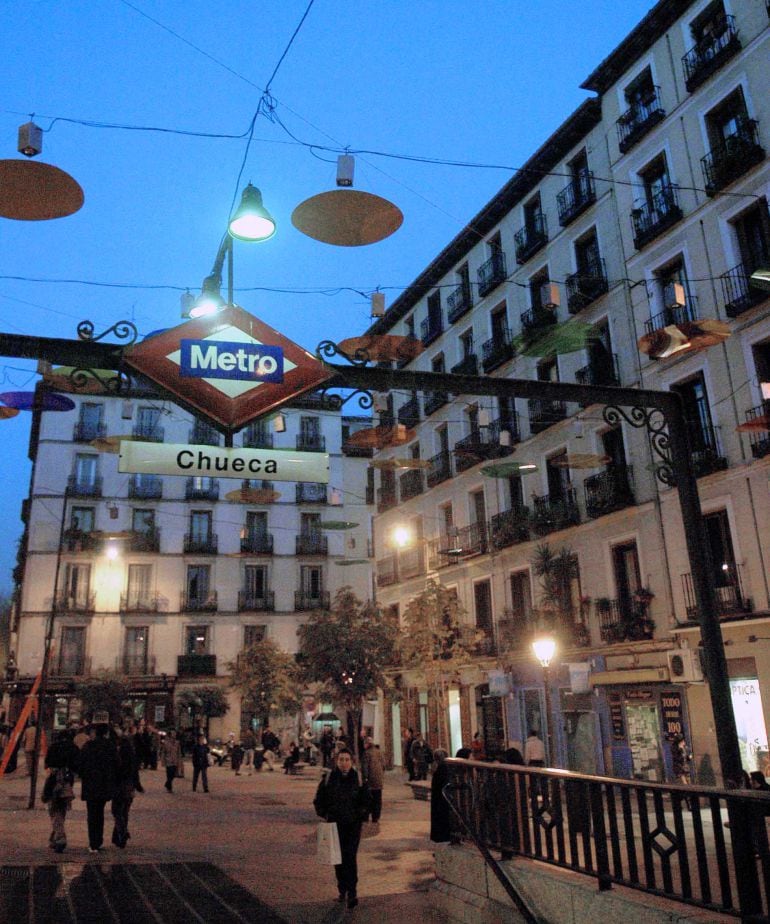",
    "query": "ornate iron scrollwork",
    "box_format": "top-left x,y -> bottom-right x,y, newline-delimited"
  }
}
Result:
64,320 -> 139,394
603,404 -> 675,487
317,386 -> 374,412
77,320 -> 138,346
316,339 -> 372,367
